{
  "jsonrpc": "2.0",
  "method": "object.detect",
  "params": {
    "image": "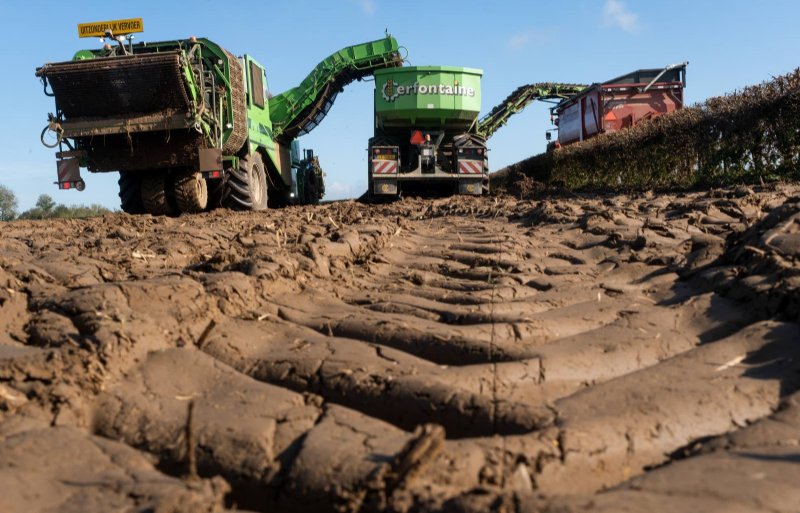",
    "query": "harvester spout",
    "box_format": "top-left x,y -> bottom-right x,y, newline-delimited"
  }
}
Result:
269,36 -> 403,143
476,83 -> 587,140
643,61 -> 689,92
